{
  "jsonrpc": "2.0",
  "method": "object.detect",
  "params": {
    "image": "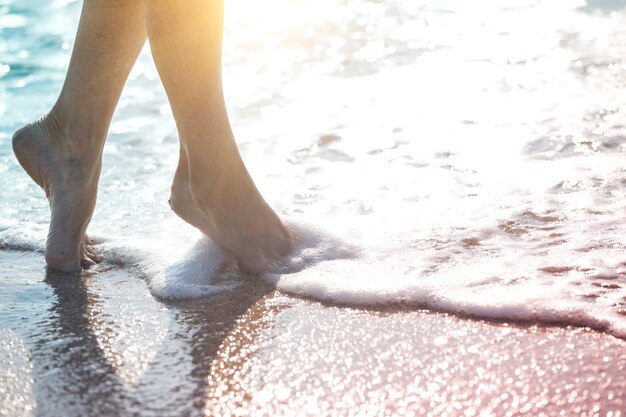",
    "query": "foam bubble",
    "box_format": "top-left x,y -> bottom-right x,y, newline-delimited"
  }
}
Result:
0,223 -> 46,253
145,237 -> 240,299
91,234 -> 236,299
126,221 -> 360,300
267,222 -> 361,275
3,218 -> 626,338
